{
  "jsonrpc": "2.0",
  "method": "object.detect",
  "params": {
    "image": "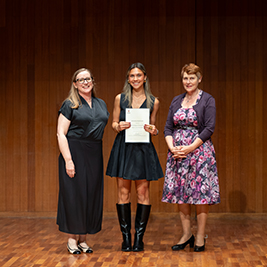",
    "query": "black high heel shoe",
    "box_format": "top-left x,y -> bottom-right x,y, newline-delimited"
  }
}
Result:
194,239 -> 206,252
172,235 -> 195,251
